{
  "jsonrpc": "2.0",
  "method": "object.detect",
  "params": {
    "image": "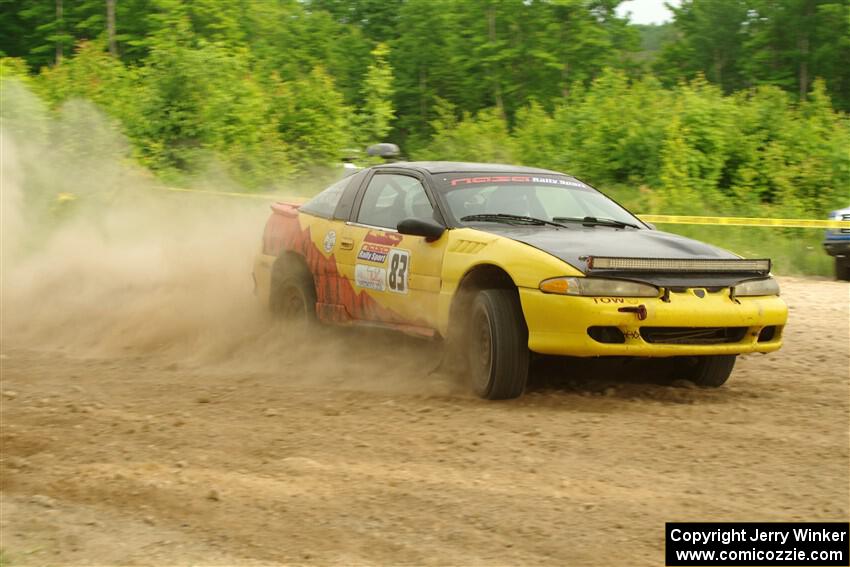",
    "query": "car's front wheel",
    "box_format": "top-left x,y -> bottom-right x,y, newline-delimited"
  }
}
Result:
466,289 -> 529,399
668,354 -> 737,388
